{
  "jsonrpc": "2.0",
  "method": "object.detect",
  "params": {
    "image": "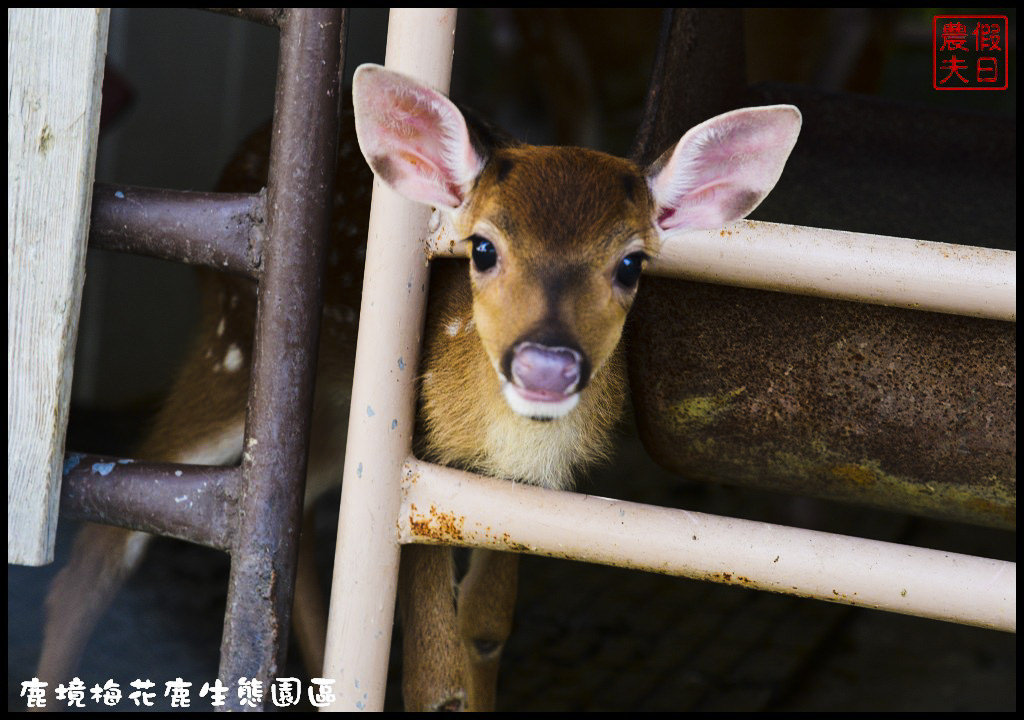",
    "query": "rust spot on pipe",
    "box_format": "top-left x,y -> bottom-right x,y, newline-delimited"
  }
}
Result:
704,571 -> 755,587
492,532 -> 532,554
408,502 -> 466,542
